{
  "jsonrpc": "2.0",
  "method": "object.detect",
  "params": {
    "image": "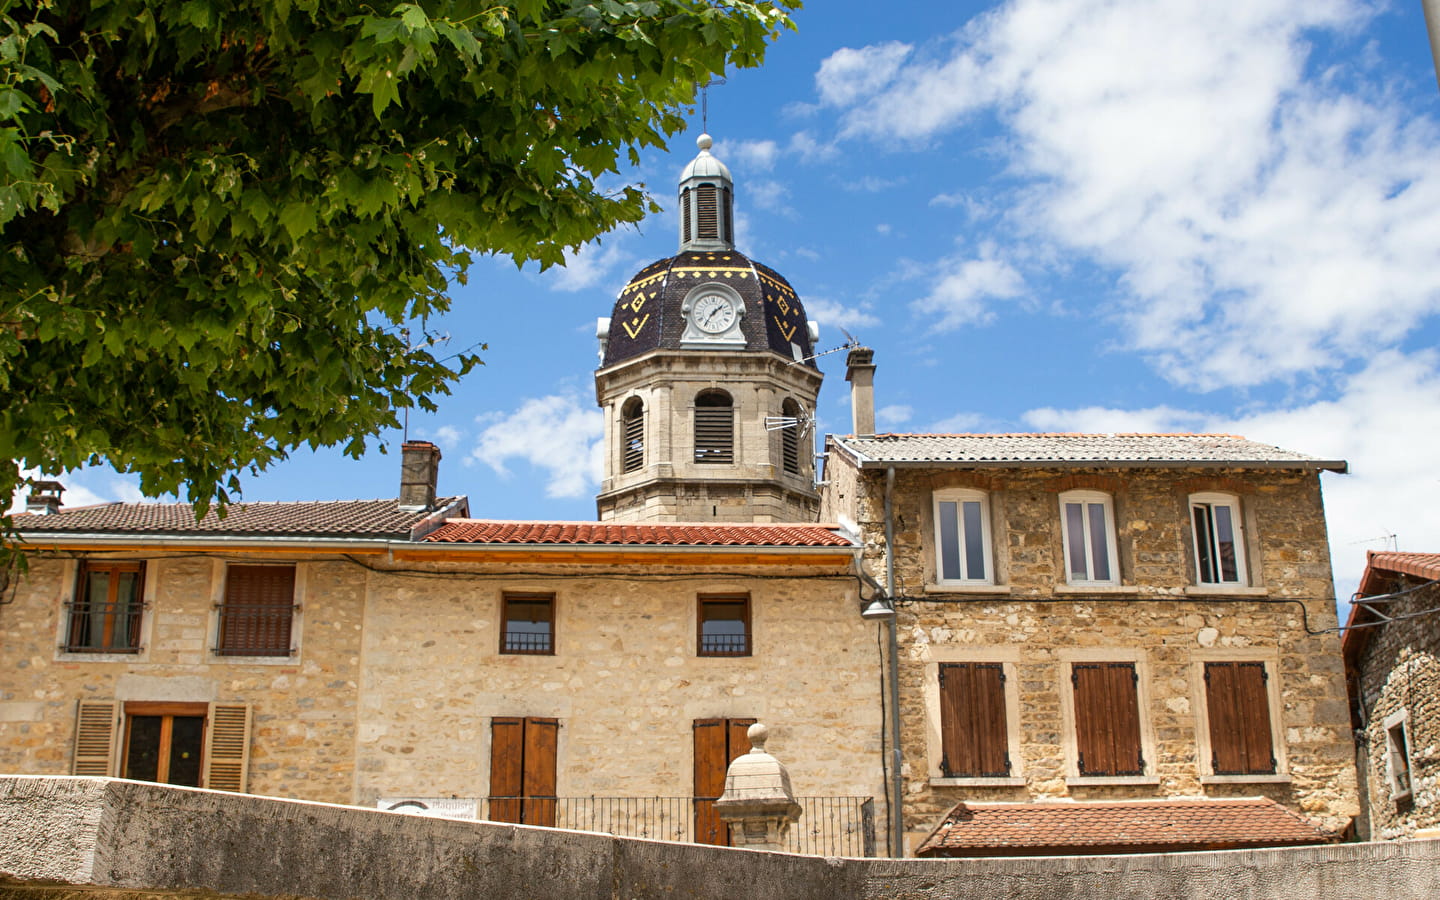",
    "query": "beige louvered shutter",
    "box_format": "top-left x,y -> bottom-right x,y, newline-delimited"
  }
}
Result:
72,700 -> 117,776
203,703 -> 252,792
